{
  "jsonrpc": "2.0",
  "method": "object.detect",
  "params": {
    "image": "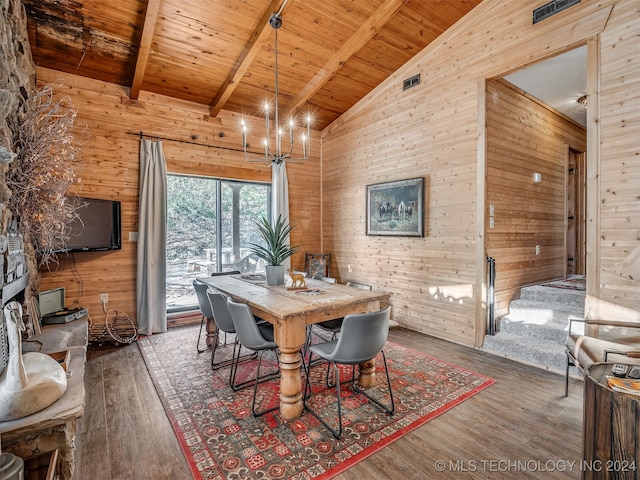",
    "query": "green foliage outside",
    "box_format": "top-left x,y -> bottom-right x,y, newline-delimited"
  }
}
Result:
166,174 -> 271,308
166,175 -> 270,261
